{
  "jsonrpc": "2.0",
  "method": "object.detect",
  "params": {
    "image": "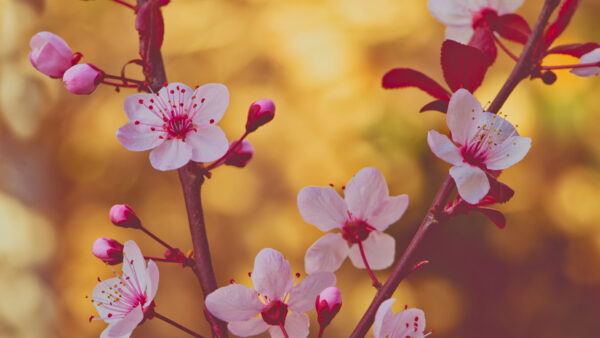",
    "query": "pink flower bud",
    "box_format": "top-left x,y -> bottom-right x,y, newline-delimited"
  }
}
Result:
92,237 -> 124,265
109,204 -> 141,229
224,140 -> 254,168
29,31 -> 76,78
62,63 -> 103,95
316,286 -> 342,327
245,99 -> 275,133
